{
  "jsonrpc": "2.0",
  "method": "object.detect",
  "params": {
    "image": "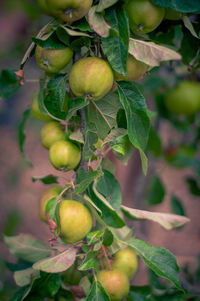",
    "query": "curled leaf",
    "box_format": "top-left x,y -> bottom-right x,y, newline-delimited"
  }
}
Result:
88,6 -> 111,37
